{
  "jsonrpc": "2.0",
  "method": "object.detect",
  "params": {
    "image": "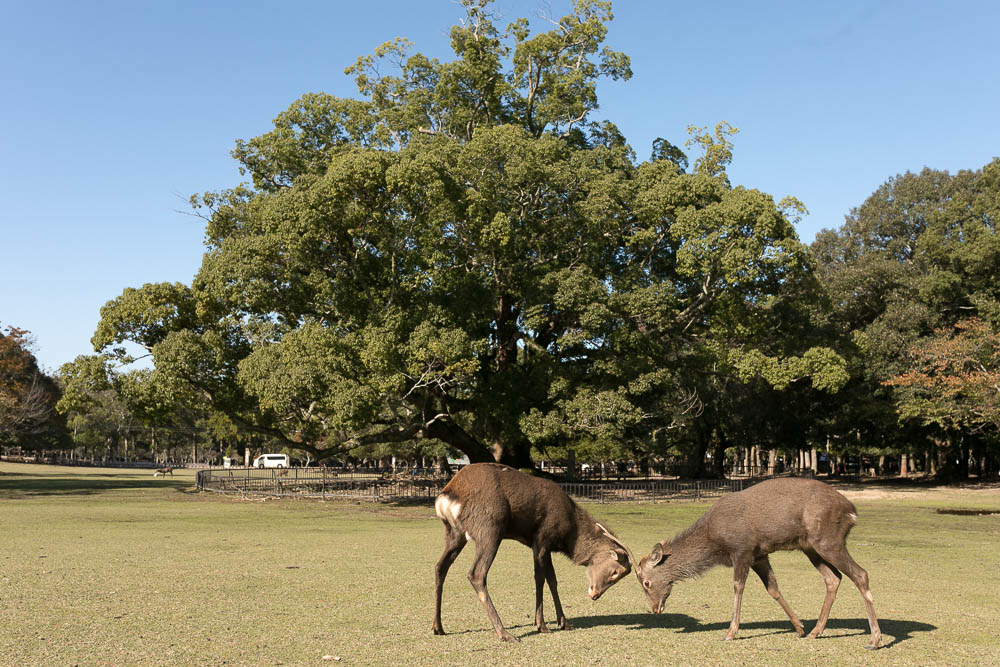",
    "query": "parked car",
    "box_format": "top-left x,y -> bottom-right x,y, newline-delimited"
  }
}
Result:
253,453 -> 289,468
